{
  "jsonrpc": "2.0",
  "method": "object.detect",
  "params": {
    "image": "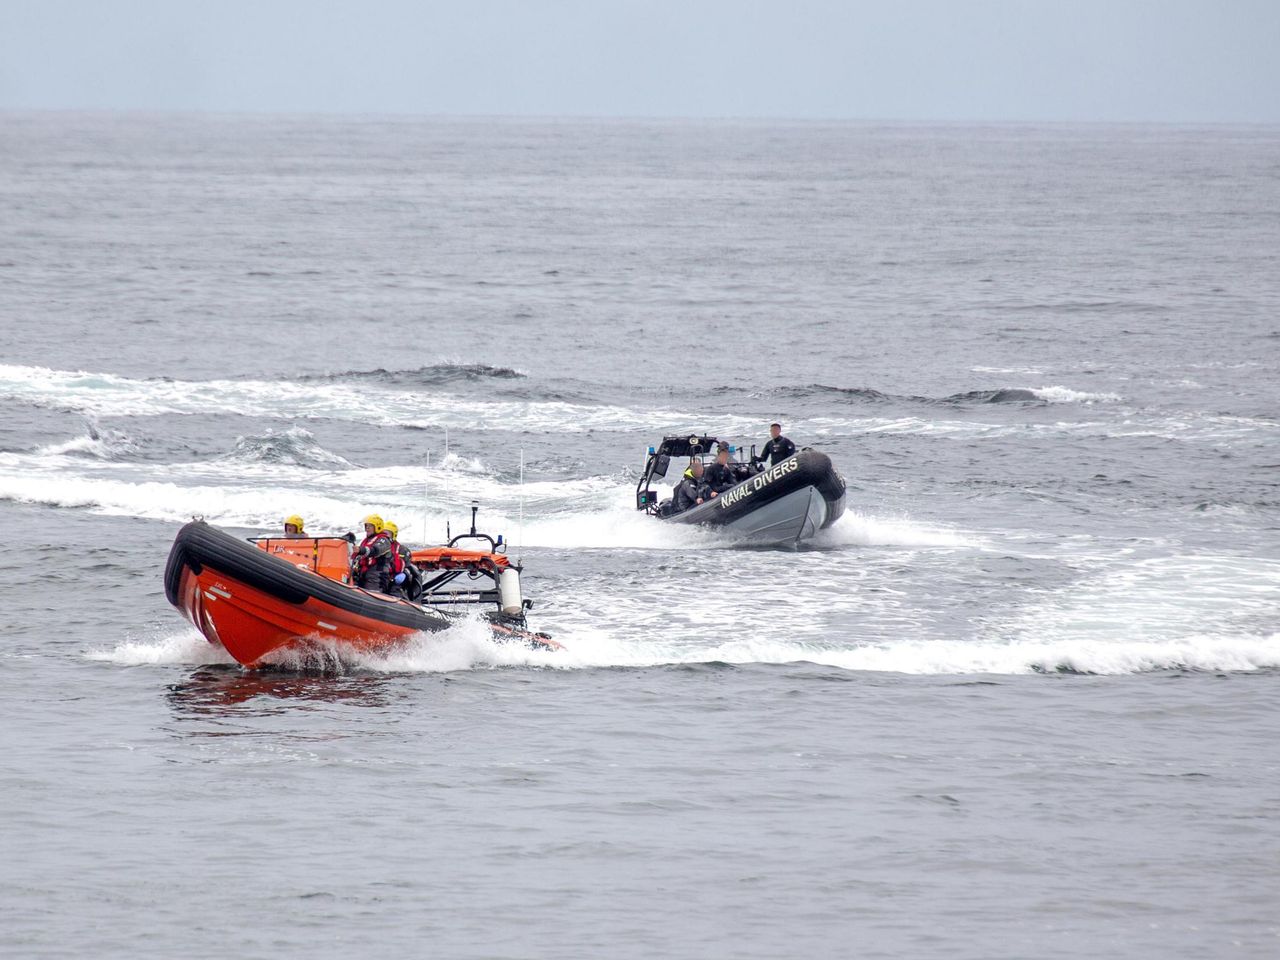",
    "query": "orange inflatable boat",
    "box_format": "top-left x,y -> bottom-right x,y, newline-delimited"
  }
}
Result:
164,519 -> 559,669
